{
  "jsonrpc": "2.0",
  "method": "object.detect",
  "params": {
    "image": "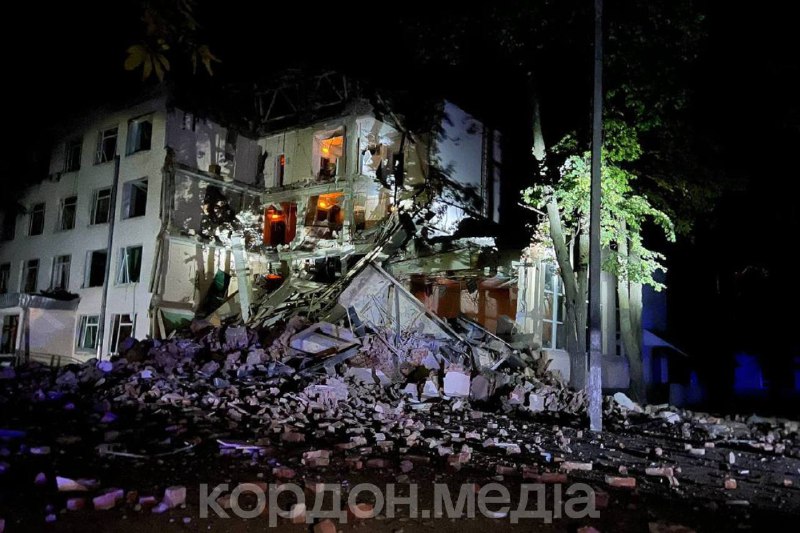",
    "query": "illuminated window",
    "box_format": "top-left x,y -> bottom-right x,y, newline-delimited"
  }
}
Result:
76,315 -> 99,351
95,127 -> 118,164
276,154 -> 286,187
64,138 -> 82,173
28,203 -> 45,236
315,132 -> 344,180
542,262 -> 566,350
